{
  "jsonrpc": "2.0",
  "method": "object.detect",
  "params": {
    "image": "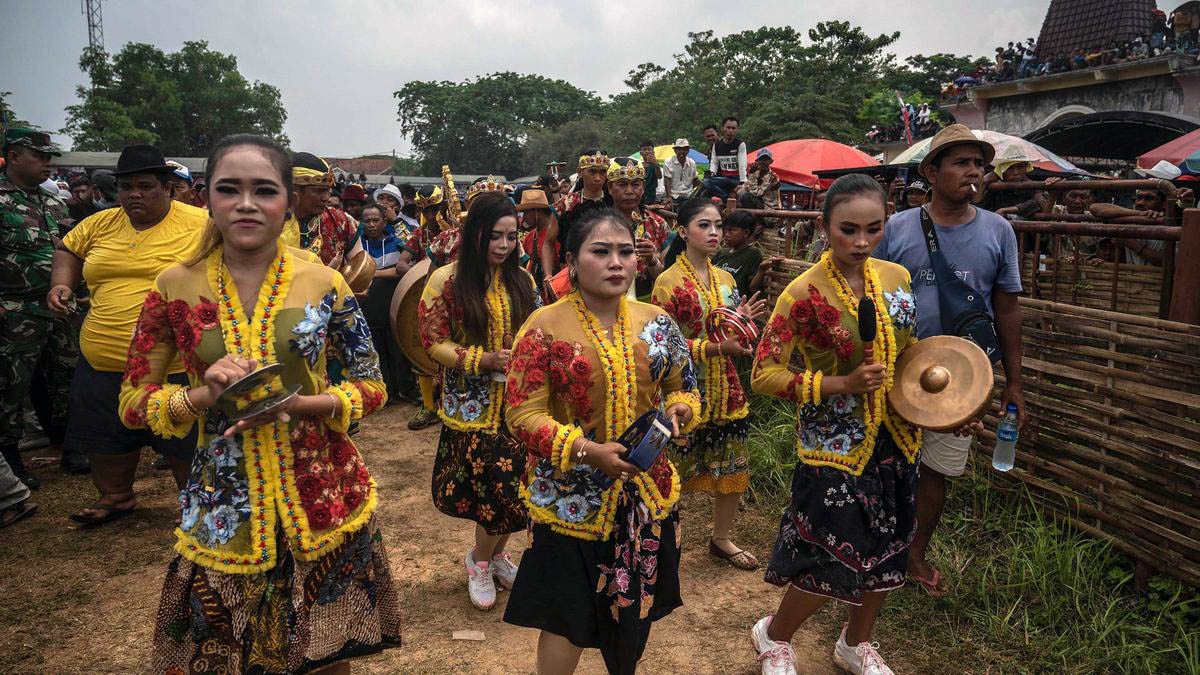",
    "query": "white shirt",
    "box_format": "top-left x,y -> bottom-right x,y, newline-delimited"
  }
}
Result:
663,155 -> 698,198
